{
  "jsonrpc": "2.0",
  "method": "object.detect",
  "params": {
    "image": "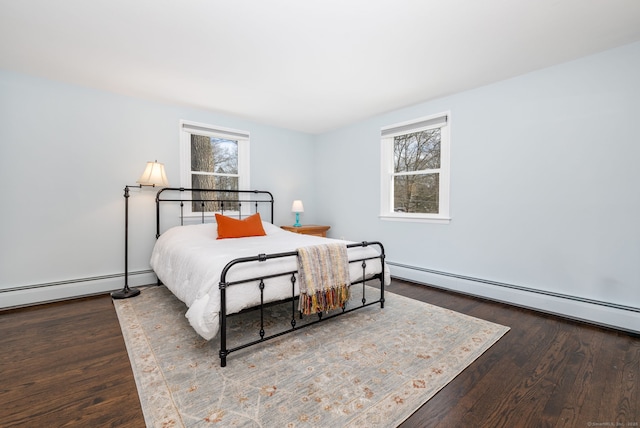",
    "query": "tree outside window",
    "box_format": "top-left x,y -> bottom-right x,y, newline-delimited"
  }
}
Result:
190,135 -> 239,212
180,120 -> 250,216
393,129 -> 441,214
